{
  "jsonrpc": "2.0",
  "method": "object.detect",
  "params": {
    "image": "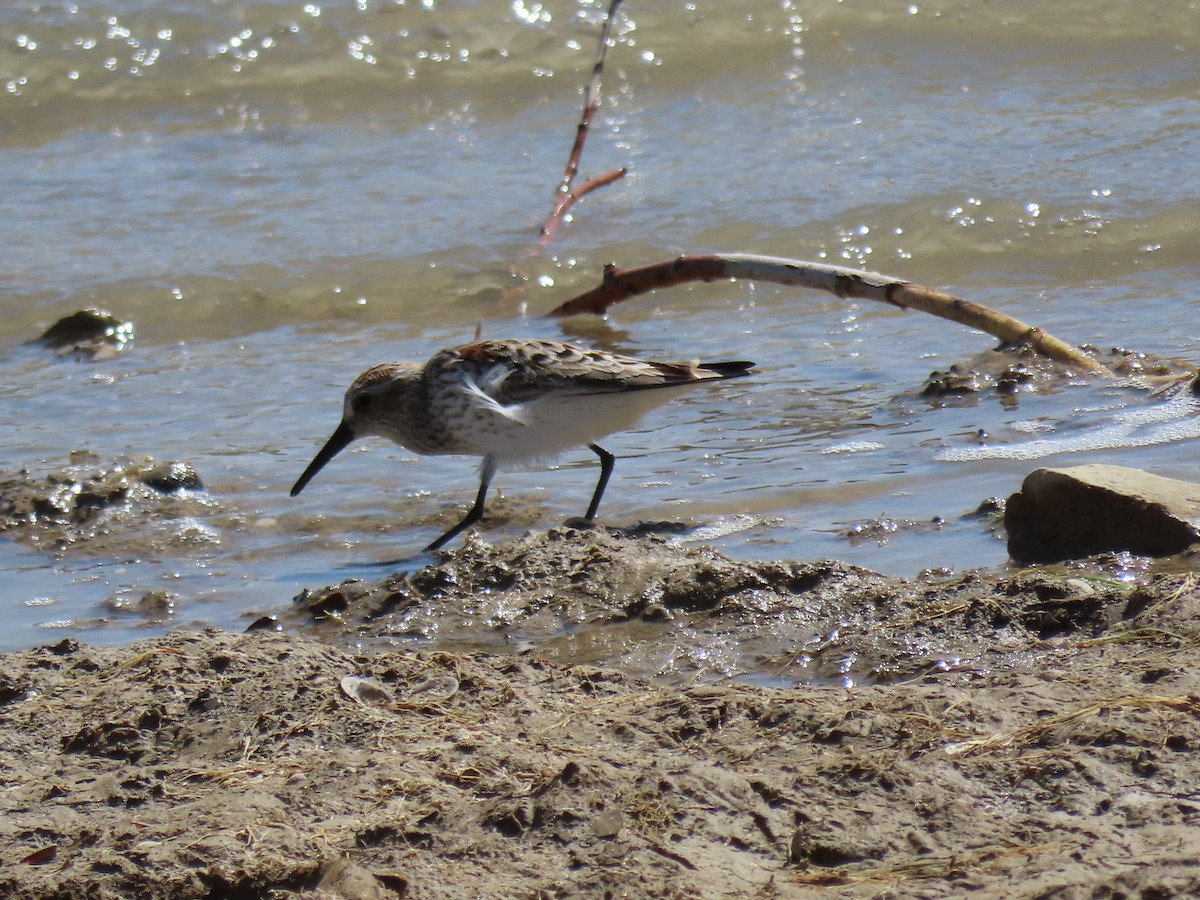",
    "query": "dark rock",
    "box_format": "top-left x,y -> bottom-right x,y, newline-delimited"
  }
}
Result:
922,363 -> 981,396
140,461 -> 203,493
33,308 -> 134,360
